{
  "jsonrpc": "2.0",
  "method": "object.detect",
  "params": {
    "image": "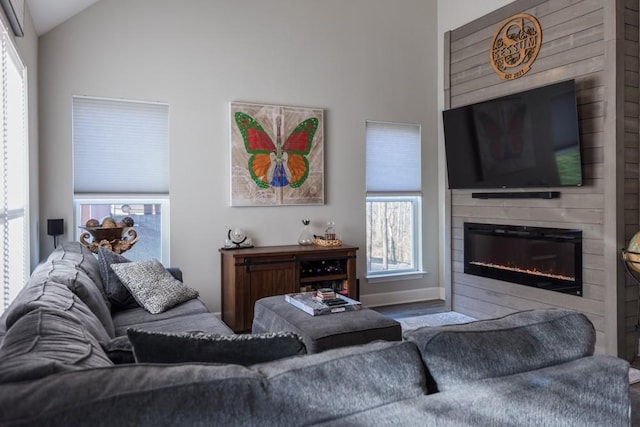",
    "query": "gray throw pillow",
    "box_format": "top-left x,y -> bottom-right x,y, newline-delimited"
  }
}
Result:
97,247 -> 139,310
127,329 -> 307,365
110,259 -> 199,314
